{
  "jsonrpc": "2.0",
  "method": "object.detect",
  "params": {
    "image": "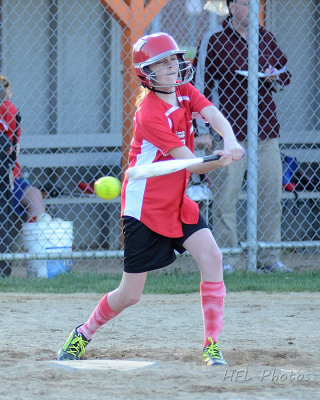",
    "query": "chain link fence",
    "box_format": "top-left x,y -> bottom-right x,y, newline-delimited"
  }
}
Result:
0,0 -> 319,278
